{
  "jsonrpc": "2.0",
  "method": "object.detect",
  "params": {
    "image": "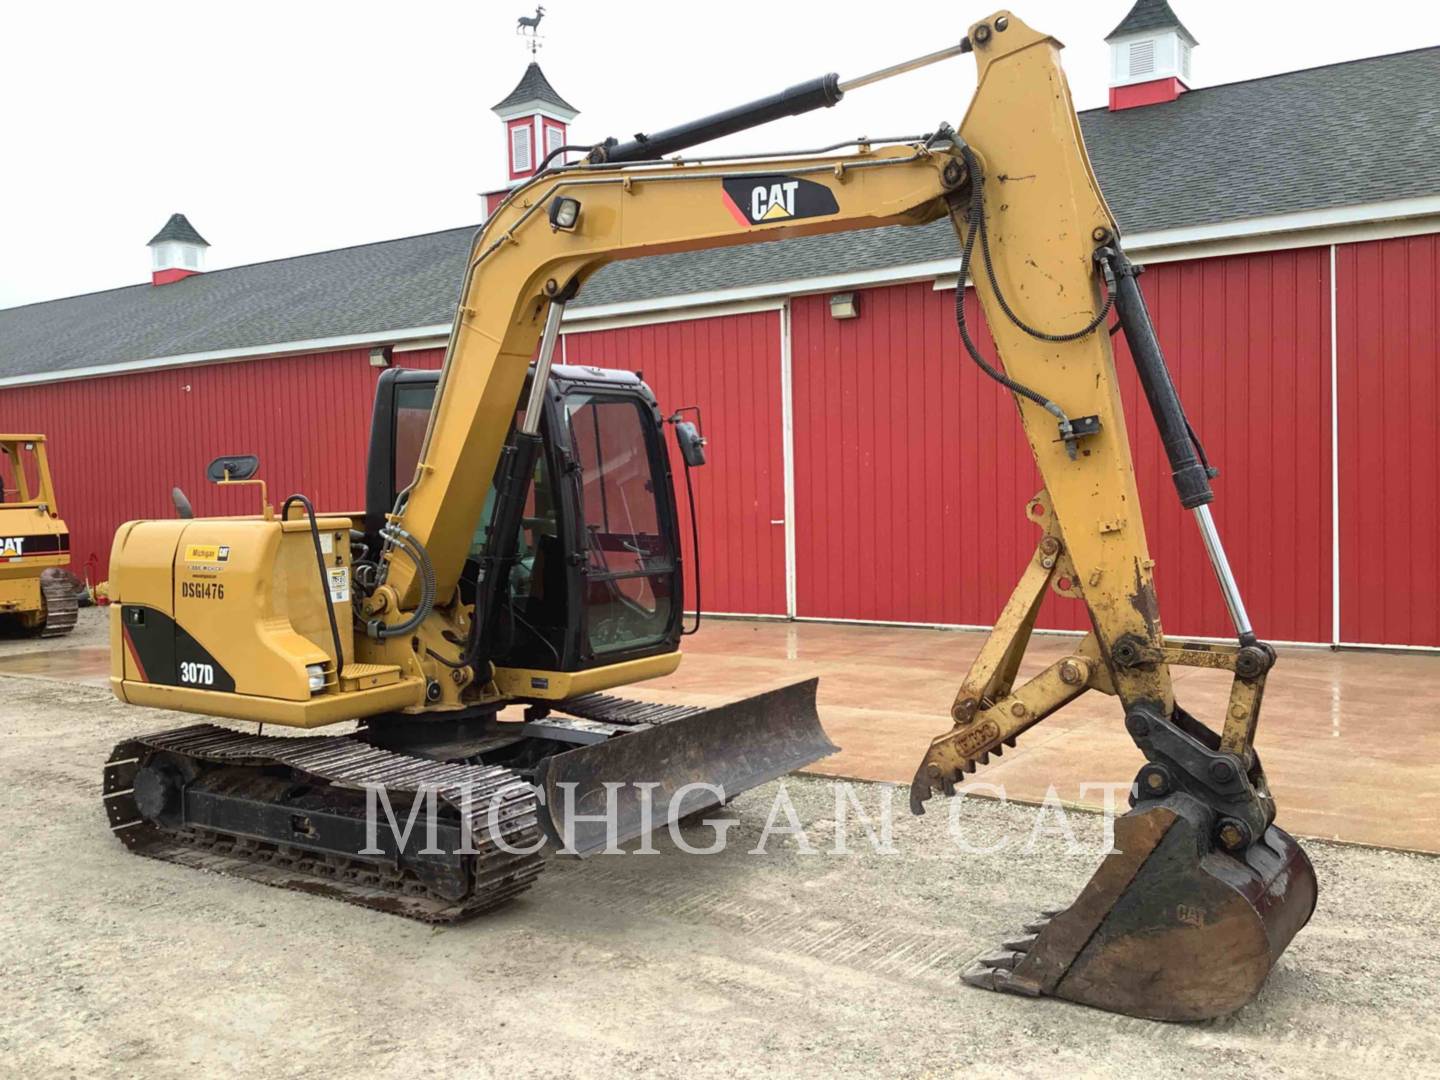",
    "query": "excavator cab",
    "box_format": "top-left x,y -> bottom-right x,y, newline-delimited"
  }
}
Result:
366,364 -> 686,674
355,364 -> 833,856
